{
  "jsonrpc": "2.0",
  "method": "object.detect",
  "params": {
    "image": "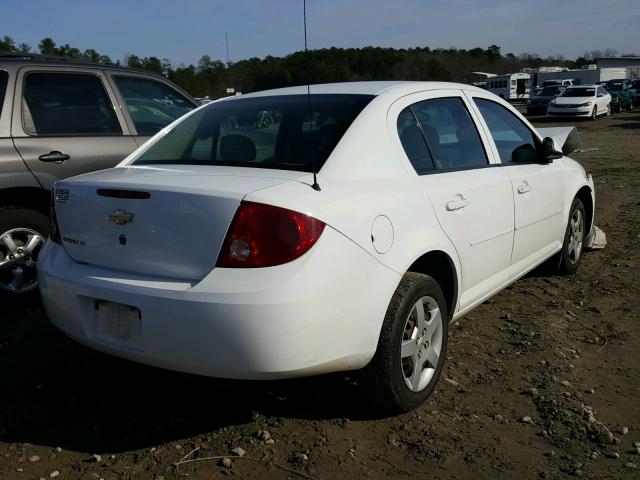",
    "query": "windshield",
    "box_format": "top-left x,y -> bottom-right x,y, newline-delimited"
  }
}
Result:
537,86 -> 562,96
606,82 -> 623,91
134,94 -> 373,172
559,88 -> 595,98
